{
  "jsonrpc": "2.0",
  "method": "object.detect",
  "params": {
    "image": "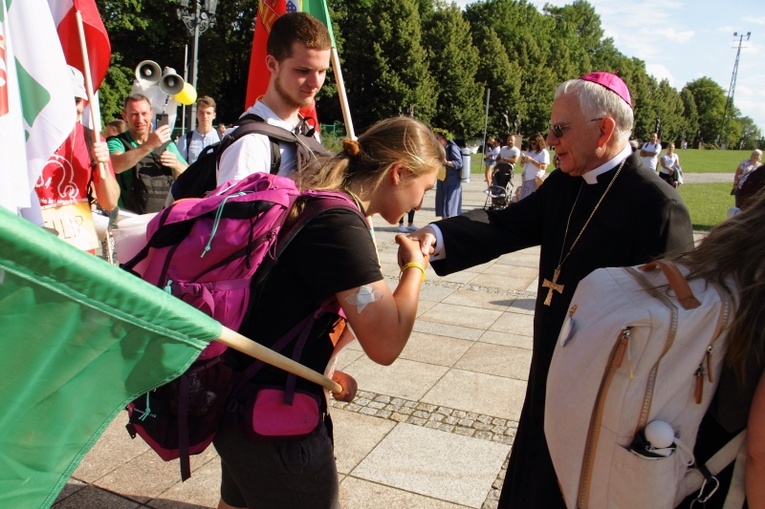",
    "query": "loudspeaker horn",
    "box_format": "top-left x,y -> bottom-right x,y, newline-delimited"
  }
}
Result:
135,60 -> 162,86
159,67 -> 185,95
